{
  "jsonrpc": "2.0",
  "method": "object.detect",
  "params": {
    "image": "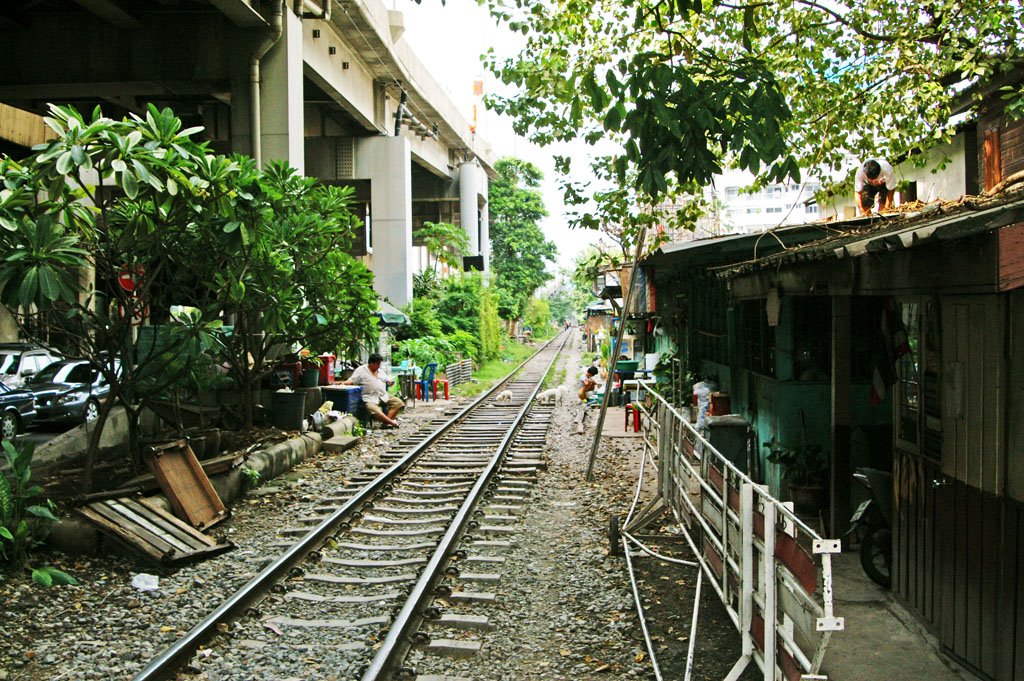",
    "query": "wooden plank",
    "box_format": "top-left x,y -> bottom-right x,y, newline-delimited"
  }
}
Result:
965,484 -> 983,664
75,496 -> 230,565
916,457 -> 927,617
774,531 -> 816,595
1016,507 -> 1024,681
104,499 -> 197,554
0,102 -> 55,147
998,222 -> 1024,291
984,127 -> 1002,192
74,506 -> 168,563
88,500 -> 185,556
129,497 -> 218,549
997,504 -> 1020,681
908,456 -> 920,613
120,453 -> 243,492
893,453 -> 905,597
146,440 -> 226,529
922,458 -> 936,624
899,452 -> 913,602
979,492 -> 999,678
937,472 -> 956,651
954,480 -> 968,659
